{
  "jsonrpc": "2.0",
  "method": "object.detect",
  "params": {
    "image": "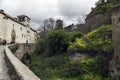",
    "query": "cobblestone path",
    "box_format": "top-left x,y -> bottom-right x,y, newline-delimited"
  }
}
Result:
0,46 -> 11,80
